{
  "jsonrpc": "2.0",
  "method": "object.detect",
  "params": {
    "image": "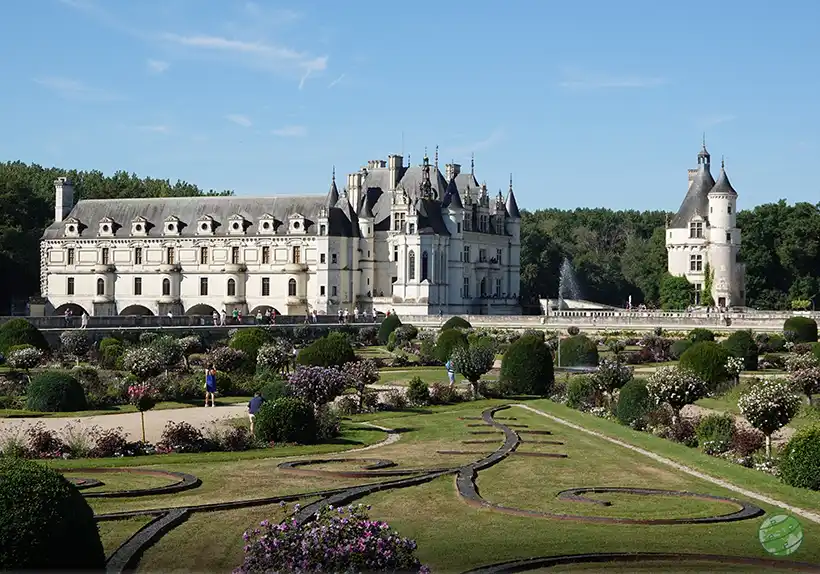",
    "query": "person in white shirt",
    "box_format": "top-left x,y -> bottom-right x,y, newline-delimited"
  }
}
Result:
80,312 -> 89,329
